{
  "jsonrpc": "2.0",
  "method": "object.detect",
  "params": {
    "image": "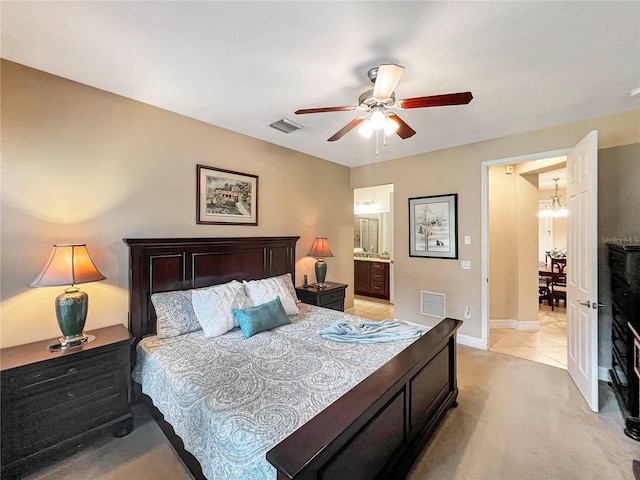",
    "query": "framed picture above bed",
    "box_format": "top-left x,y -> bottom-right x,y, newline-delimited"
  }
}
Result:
409,193 -> 458,259
196,164 -> 258,225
